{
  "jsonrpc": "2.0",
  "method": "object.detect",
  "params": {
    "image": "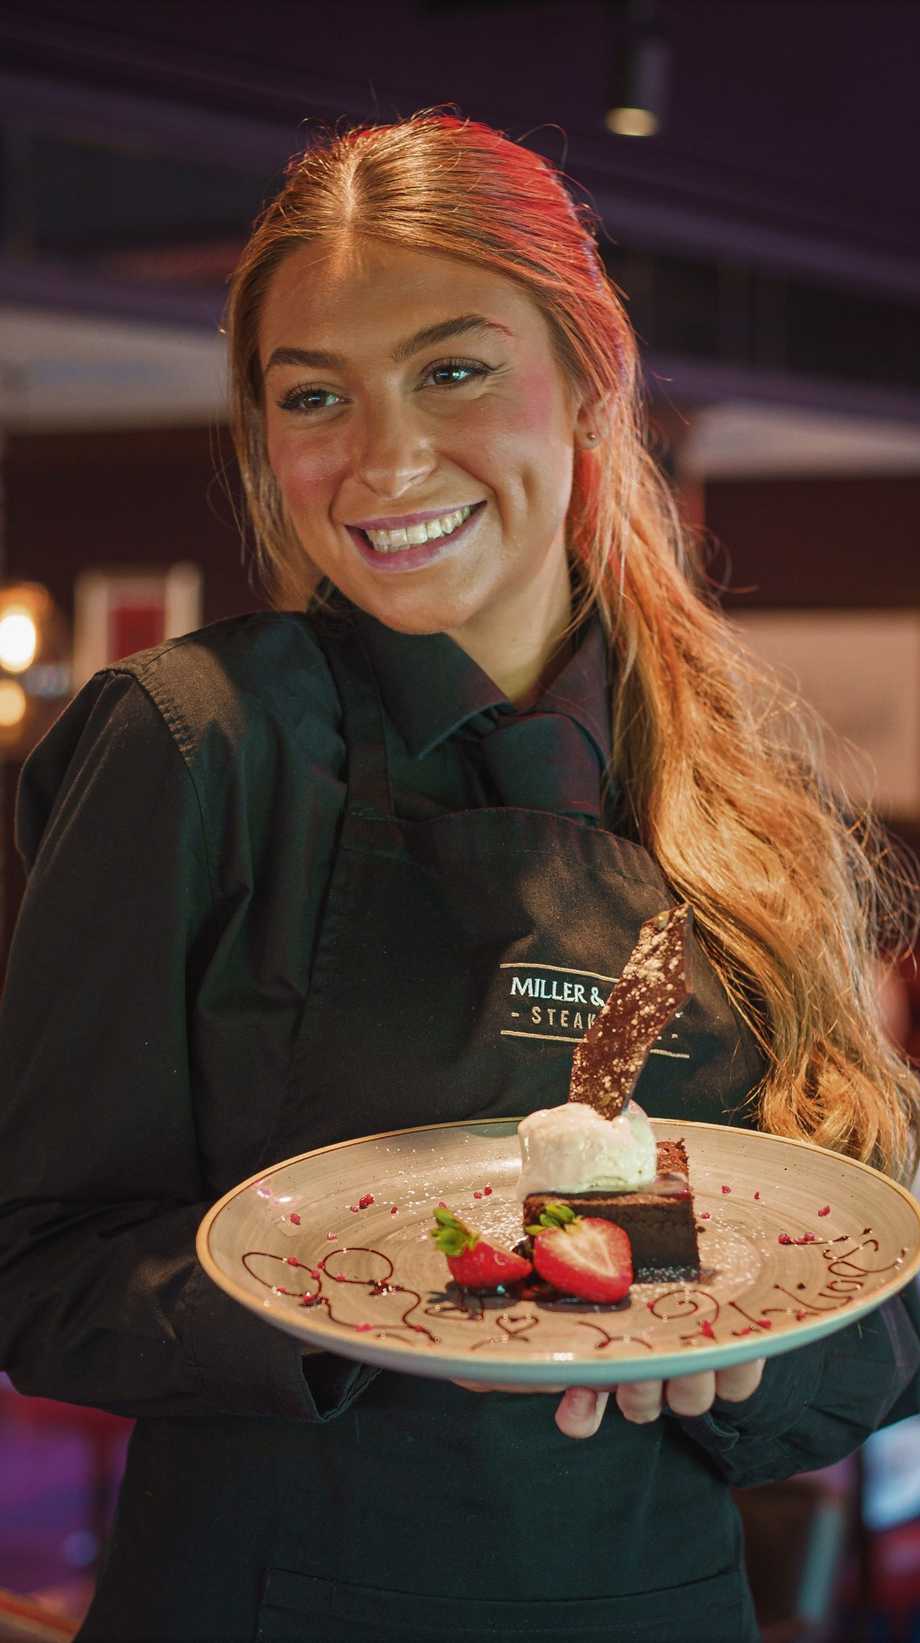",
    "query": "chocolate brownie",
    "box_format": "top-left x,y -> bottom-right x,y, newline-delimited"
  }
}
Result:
522,1138 -> 700,1281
